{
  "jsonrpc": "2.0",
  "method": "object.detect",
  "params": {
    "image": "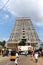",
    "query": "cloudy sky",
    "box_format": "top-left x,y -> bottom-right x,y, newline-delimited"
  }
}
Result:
0,0 -> 43,41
